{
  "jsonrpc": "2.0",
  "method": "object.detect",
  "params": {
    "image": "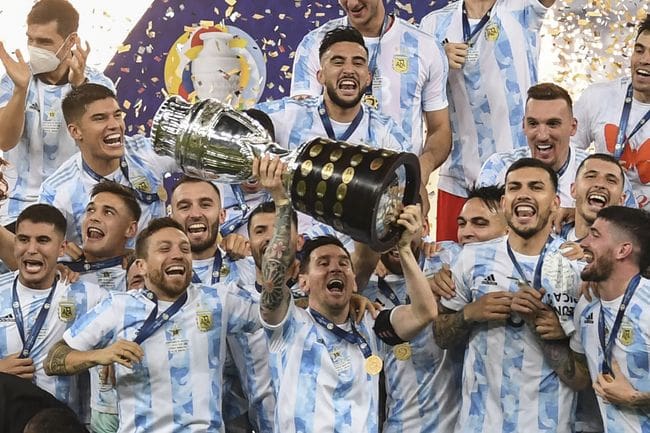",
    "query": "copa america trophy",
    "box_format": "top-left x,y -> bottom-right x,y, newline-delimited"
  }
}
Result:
541,250 -> 581,335
151,96 -> 420,251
